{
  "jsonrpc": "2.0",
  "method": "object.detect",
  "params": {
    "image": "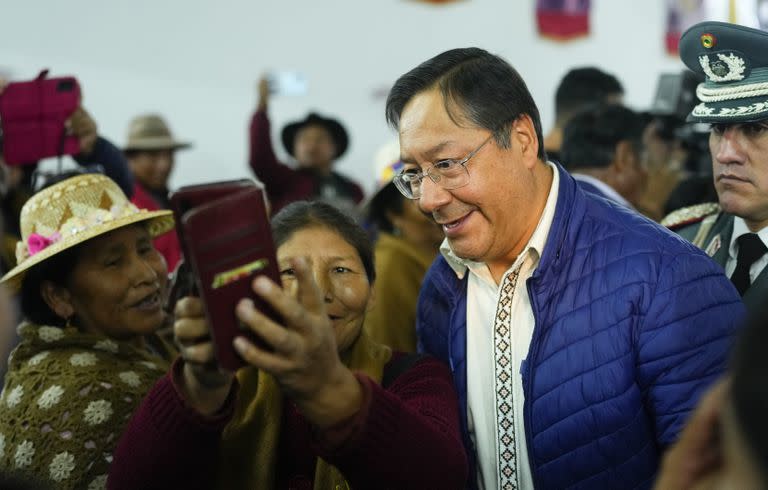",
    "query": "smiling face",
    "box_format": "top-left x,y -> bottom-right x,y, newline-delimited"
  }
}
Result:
49,224 -> 168,340
398,87 -> 550,272
710,122 -> 768,231
277,225 -> 373,353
